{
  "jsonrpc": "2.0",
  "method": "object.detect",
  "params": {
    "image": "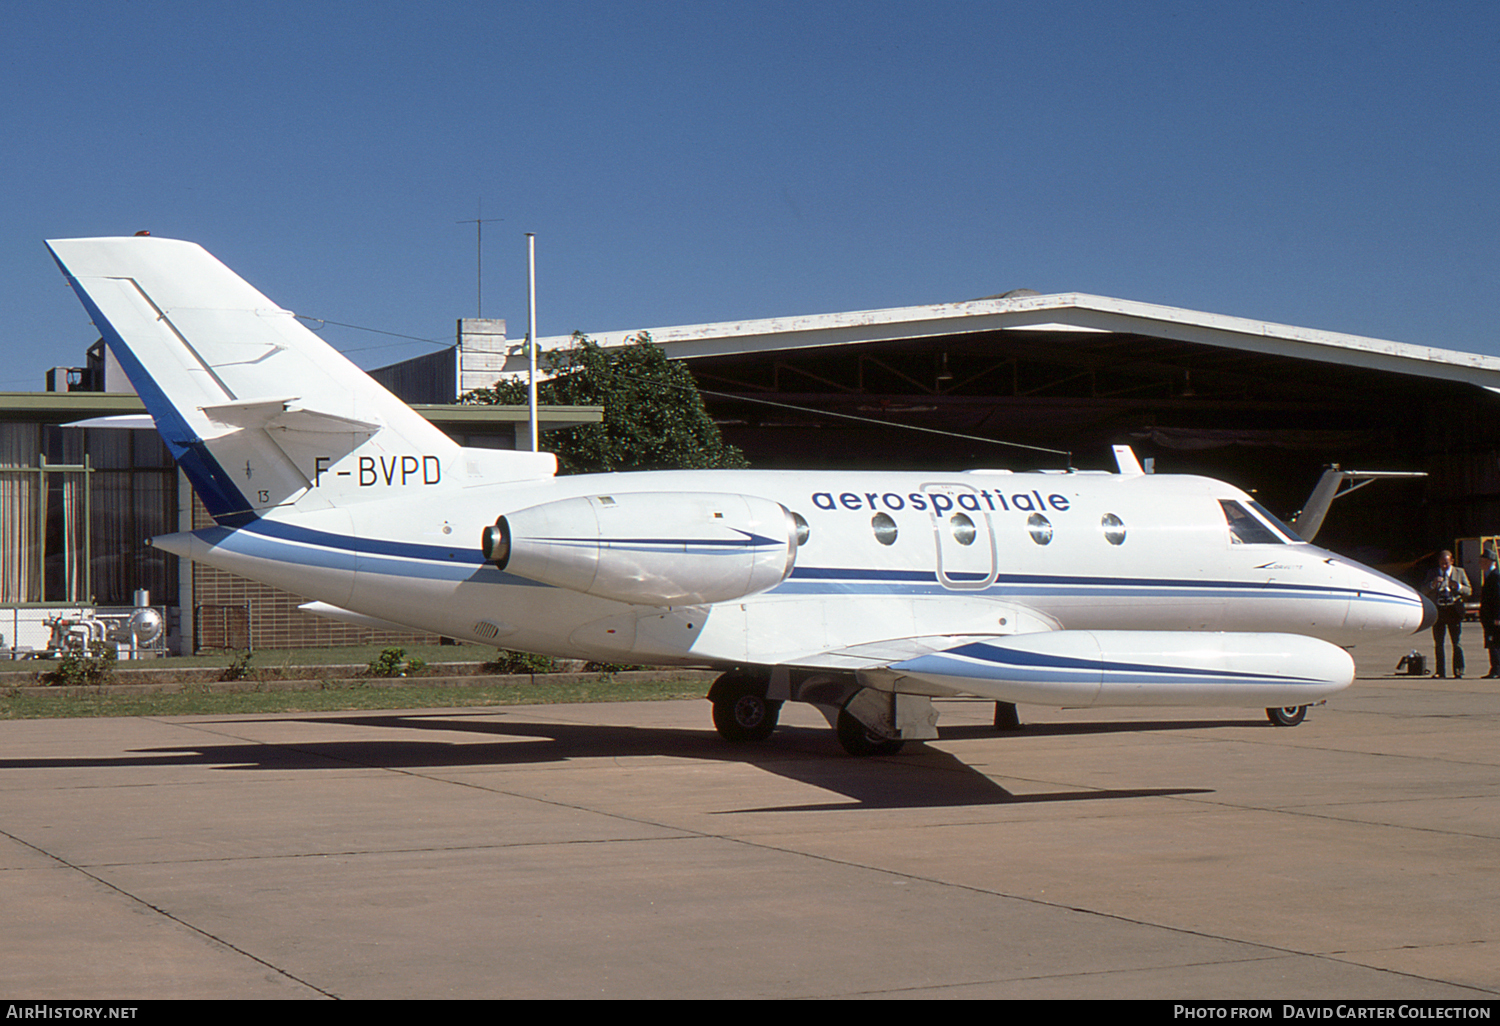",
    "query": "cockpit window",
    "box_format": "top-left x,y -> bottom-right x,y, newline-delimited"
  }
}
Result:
1246,501 -> 1302,543
1220,500 -> 1283,544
